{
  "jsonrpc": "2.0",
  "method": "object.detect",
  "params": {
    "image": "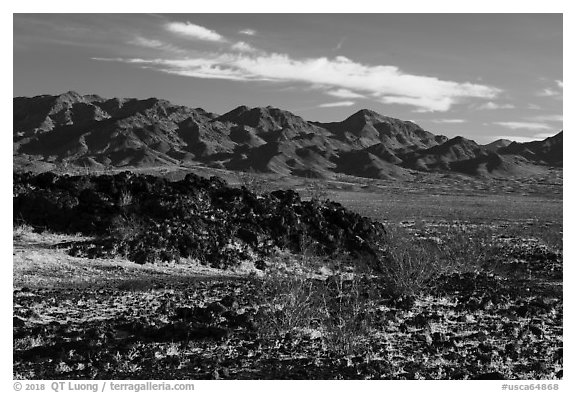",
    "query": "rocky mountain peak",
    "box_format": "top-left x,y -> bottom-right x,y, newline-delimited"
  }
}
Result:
13,93 -> 563,178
